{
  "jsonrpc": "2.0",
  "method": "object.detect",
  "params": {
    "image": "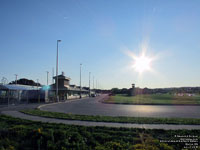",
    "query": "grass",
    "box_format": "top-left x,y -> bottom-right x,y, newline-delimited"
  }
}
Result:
104,94 -> 200,105
0,114 -> 200,150
21,109 -> 200,125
